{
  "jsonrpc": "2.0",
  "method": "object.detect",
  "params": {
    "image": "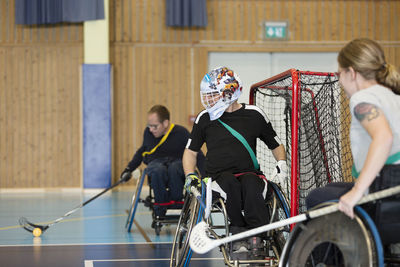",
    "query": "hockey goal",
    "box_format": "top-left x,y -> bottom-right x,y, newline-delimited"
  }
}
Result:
250,69 -> 353,217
